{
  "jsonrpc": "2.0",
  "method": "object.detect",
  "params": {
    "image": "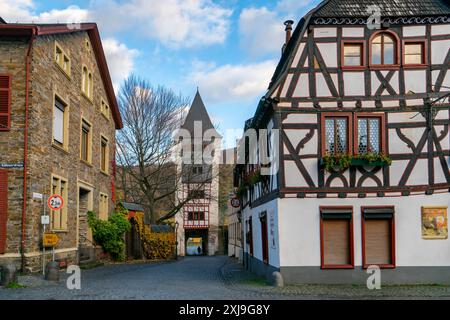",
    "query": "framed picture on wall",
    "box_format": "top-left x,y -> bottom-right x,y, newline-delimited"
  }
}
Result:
421,207 -> 448,239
